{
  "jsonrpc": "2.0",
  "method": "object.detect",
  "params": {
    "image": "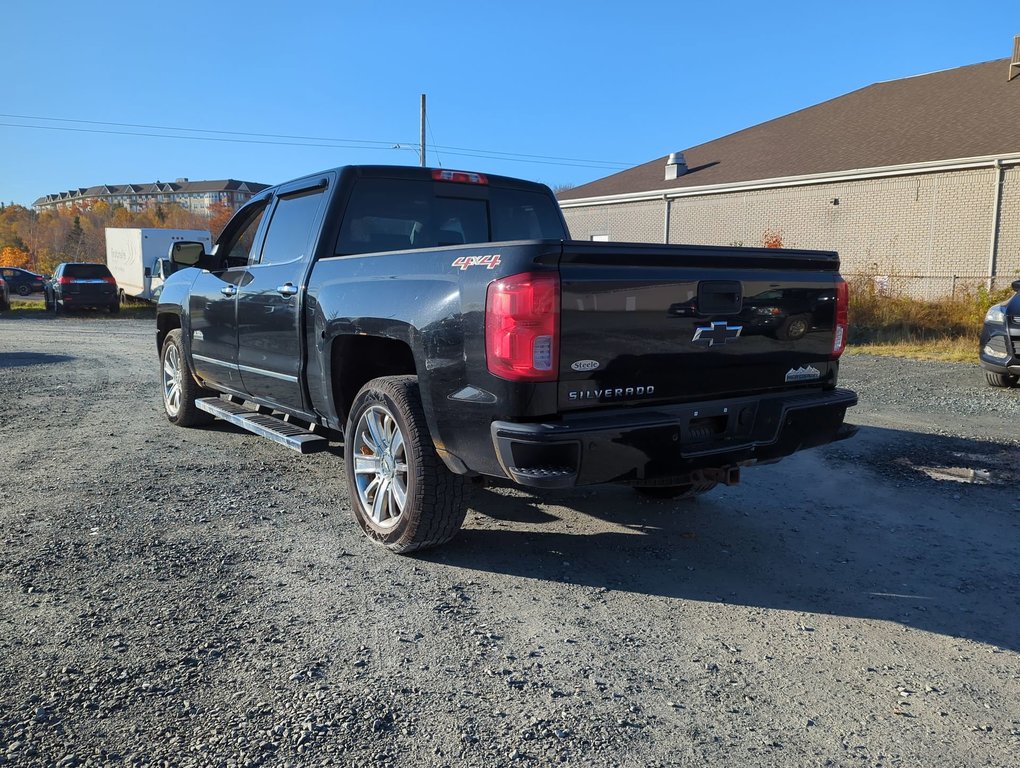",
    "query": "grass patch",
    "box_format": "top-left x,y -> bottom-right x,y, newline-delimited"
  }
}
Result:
846,337 -> 977,363
846,274 -> 1011,363
5,296 -> 155,320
